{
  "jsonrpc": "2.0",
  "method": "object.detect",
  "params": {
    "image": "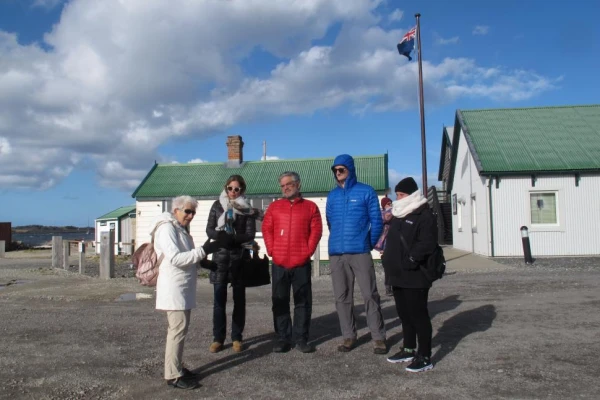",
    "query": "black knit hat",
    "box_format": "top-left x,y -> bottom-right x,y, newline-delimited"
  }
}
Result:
394,177 -> 418,195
